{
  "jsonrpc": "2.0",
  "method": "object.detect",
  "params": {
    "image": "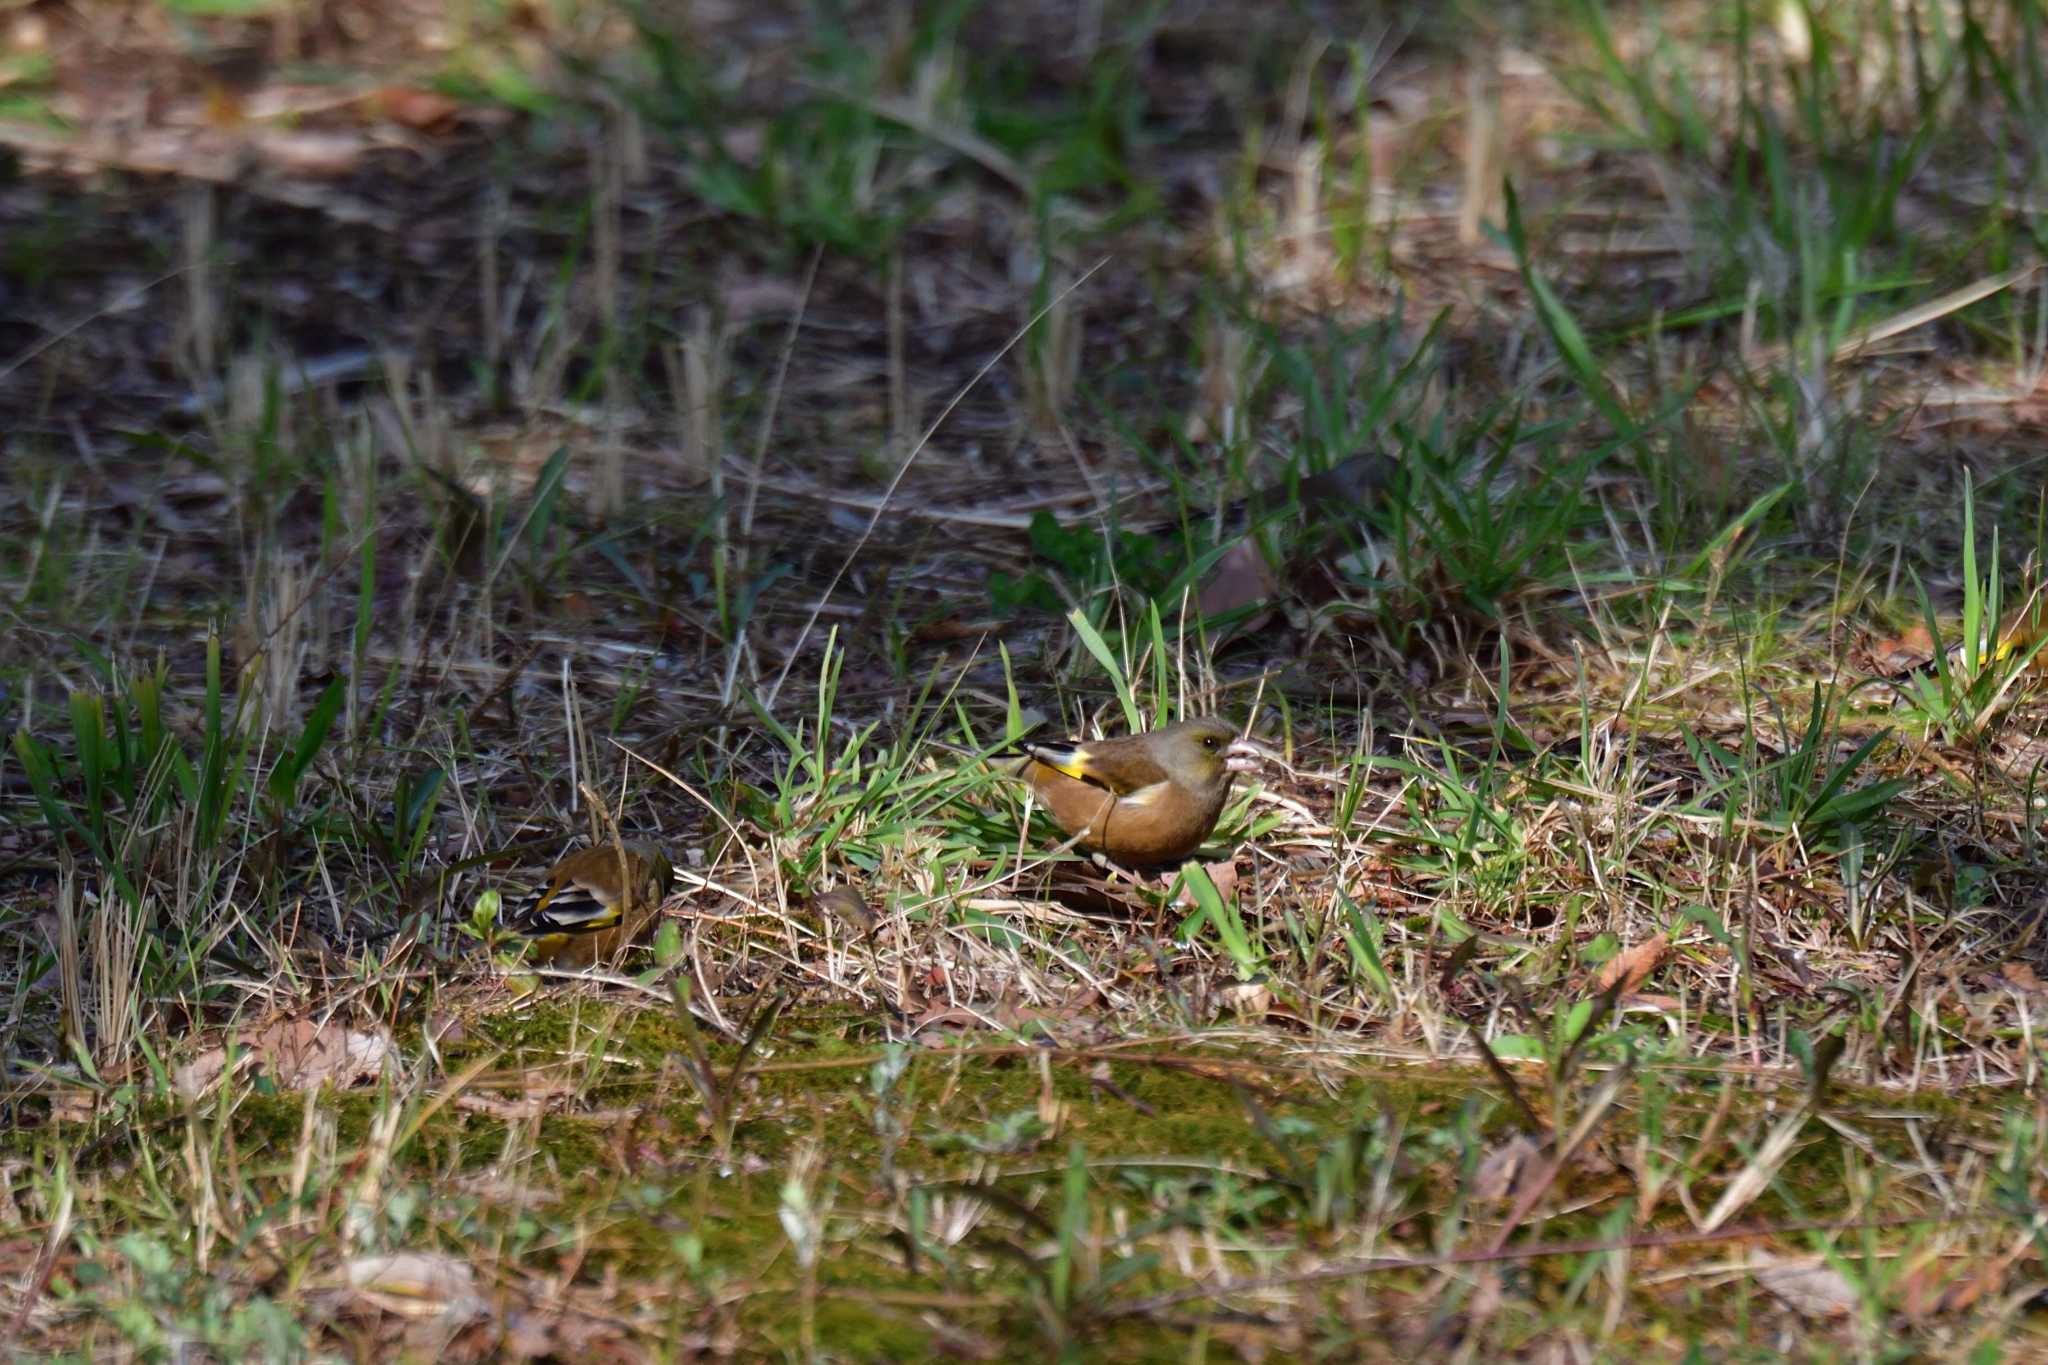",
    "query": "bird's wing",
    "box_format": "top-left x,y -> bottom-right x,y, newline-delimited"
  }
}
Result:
1021,741 -> 1170,795
1115,781 -> 1175,808
500,870 -> 623,938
